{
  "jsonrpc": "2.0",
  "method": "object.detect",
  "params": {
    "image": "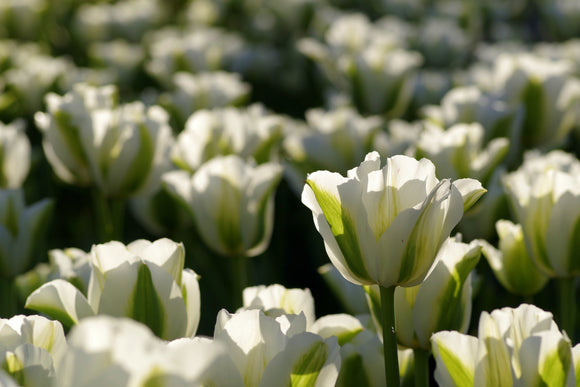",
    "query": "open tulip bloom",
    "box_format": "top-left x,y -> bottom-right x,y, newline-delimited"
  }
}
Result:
301,151 -> 485,386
